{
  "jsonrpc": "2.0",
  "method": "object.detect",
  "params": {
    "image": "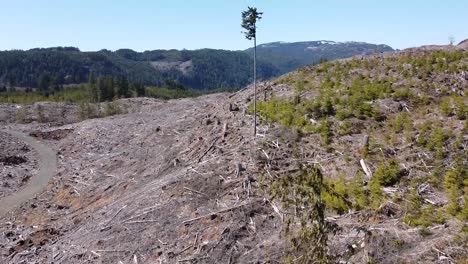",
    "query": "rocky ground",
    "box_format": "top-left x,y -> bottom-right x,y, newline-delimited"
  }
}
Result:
0,131 -> 38,198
